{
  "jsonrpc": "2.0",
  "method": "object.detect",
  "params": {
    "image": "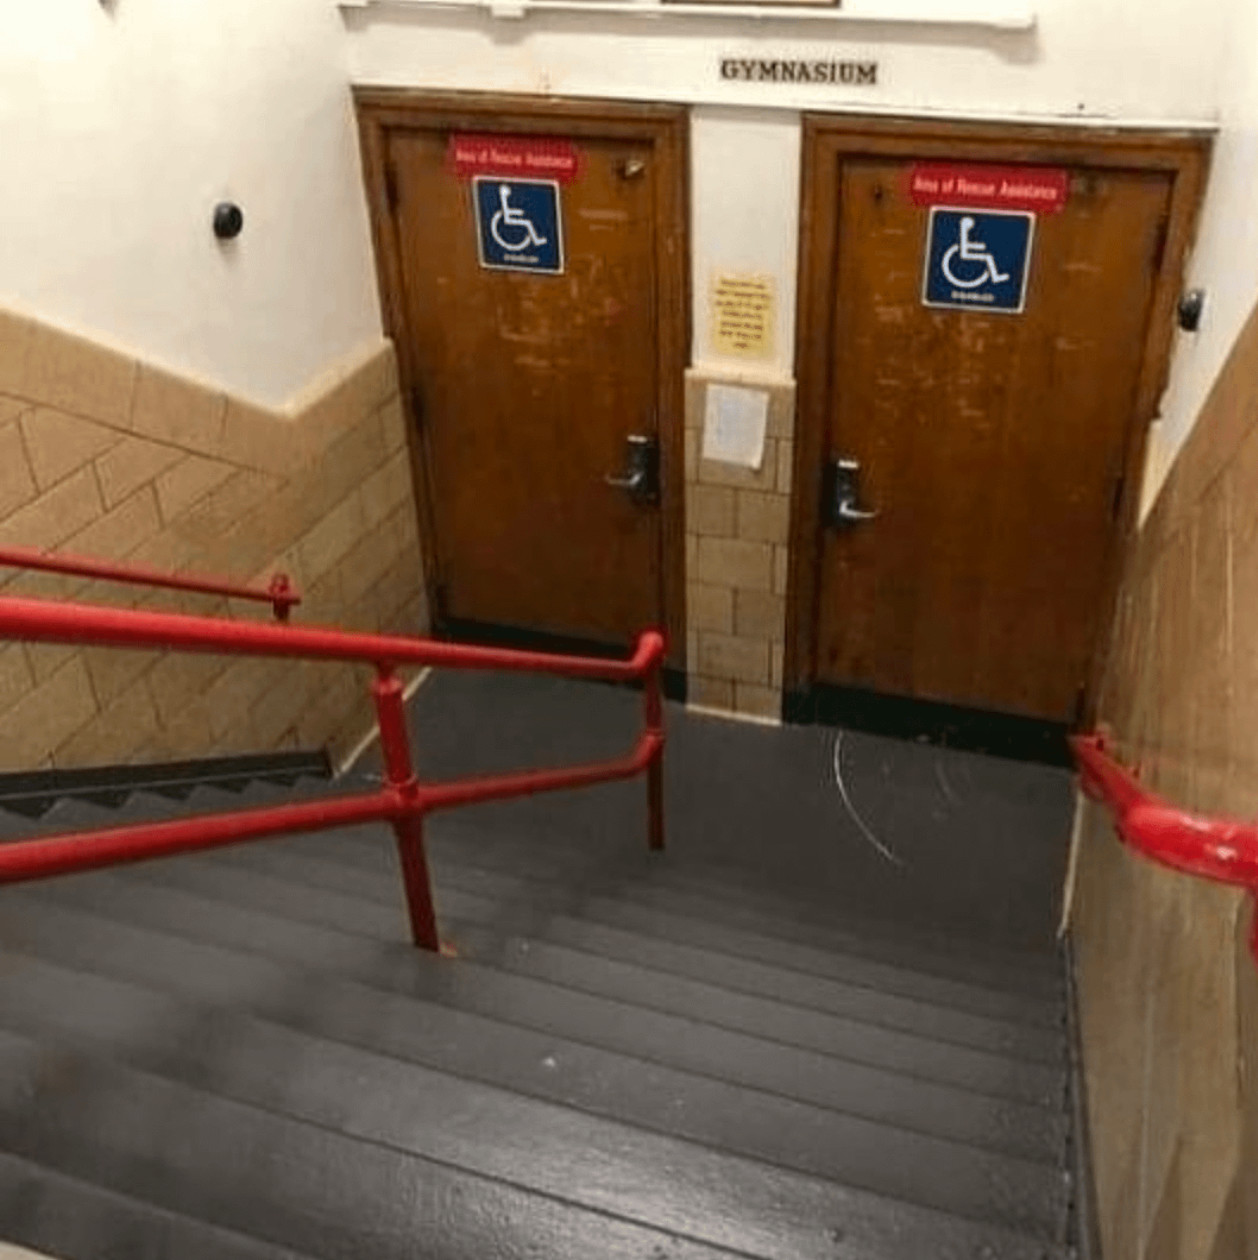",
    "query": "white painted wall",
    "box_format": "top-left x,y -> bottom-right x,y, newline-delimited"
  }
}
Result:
0,1 -> 383,407
1146,0 -> 1258,477
343,0 -> 1231,123
691,108 -> 800,378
